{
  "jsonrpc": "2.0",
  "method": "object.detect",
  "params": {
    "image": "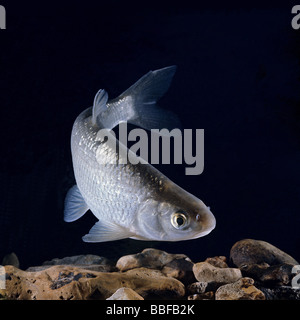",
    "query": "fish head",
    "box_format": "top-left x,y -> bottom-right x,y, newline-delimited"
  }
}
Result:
135,186 -> 216,241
